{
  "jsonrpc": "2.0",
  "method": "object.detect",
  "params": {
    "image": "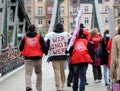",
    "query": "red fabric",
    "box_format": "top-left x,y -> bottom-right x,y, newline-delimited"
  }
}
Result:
83,29 -> 91,41
106,38 -> 112,51
76,29 -> 91,41
22,34 -> 43,57
70,38 -> 93,64
106,38 -> 112,68
91,34 -> 102,48
93,48 -> 101,66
